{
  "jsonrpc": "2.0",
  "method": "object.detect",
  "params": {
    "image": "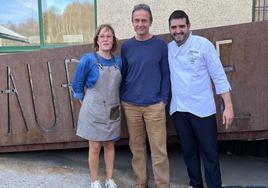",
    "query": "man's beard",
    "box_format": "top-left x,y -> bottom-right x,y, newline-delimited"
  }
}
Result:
173,31 -> 191,47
